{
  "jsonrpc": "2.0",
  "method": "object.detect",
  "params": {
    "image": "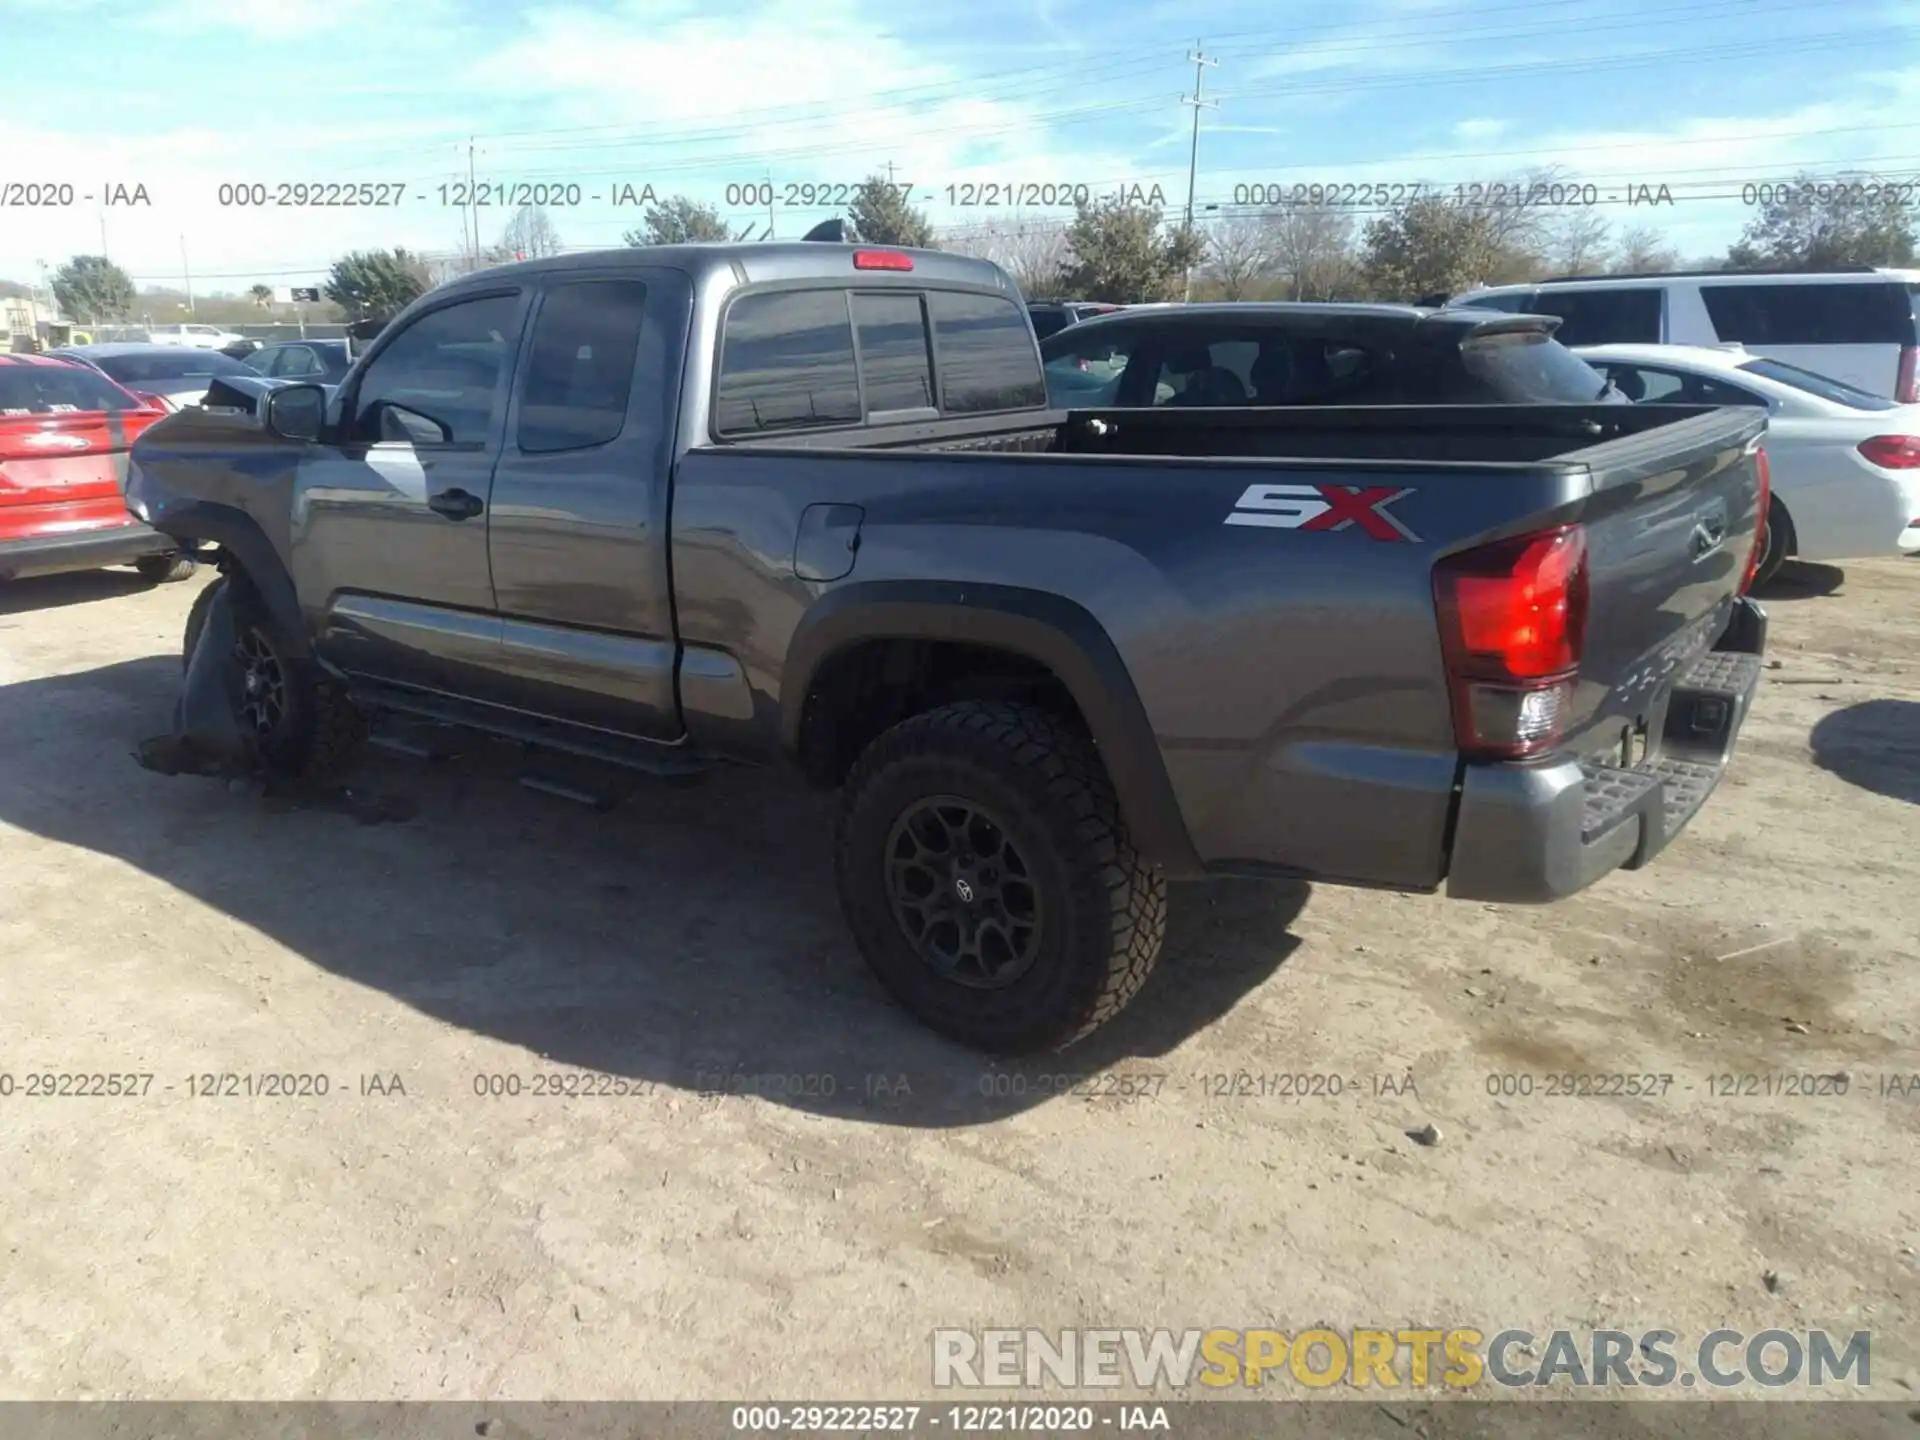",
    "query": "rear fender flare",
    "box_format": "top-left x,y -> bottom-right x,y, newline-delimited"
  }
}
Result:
781,580 -> 1202,877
